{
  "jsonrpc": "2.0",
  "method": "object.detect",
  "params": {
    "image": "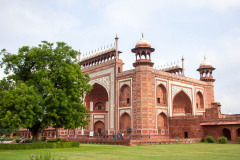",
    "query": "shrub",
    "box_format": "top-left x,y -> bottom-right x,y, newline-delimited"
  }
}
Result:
56,137 -> 66,142
0,142 -> 80,150
56,137 -> 62,142
218,136 -> 227,144
30,152 -> 68,160
205,136 -> 215,143
4,138 -> 15,141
